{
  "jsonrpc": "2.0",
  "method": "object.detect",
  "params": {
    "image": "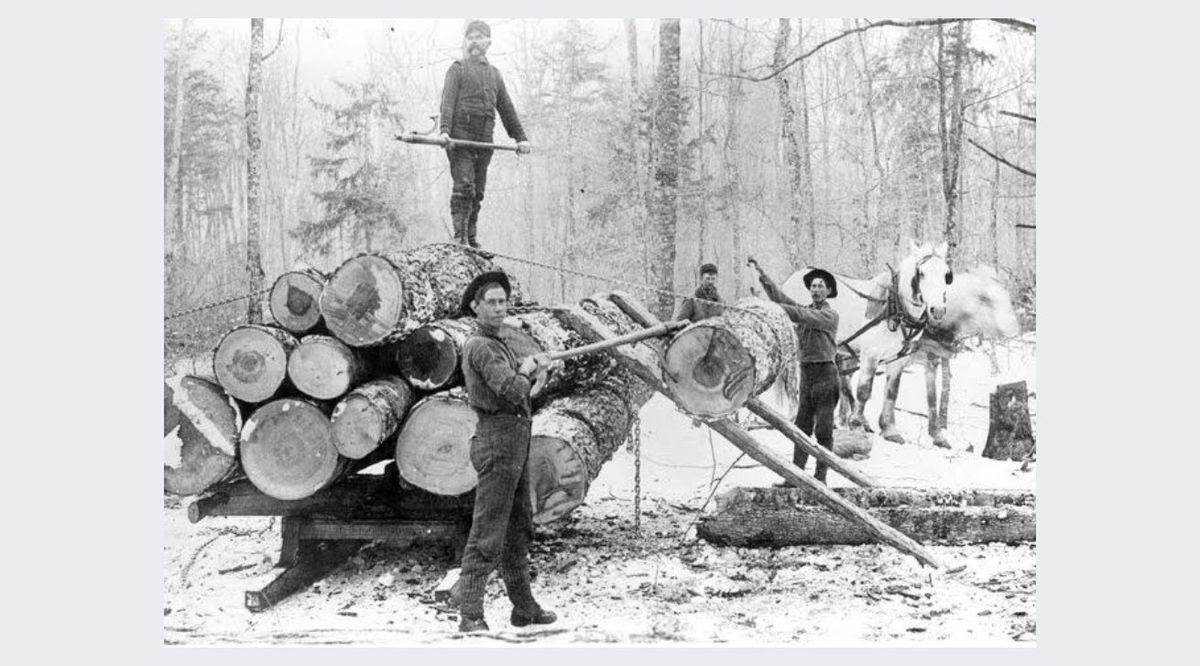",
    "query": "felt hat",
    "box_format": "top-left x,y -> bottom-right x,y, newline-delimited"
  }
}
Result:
699,263 -> 719,276
802,268 -> 838,298
459,271 -> 512,317
465,20 -> 491,37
